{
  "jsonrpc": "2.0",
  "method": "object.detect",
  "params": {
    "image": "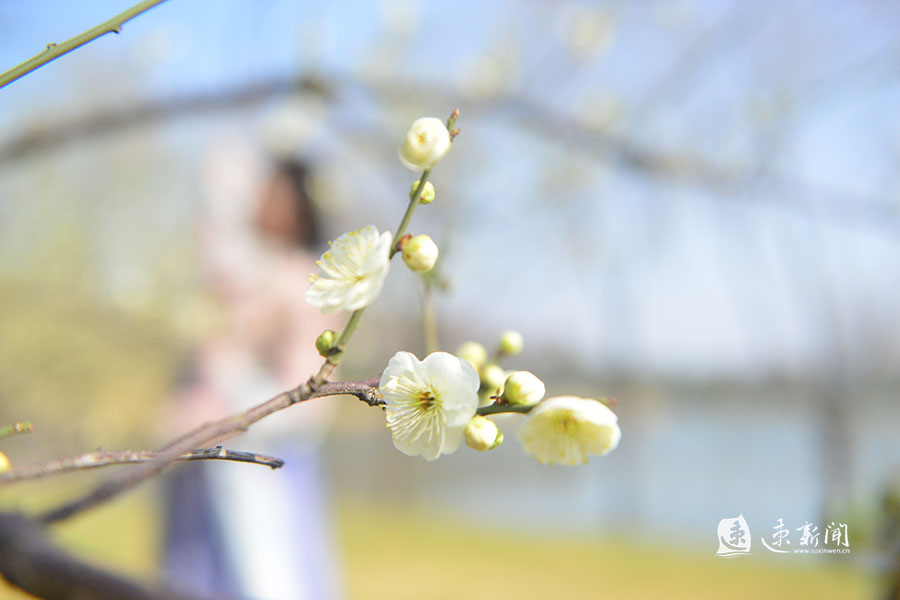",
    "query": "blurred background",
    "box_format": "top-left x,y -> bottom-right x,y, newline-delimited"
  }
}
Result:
1,0 -> 899,598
